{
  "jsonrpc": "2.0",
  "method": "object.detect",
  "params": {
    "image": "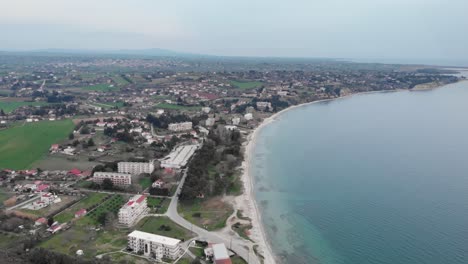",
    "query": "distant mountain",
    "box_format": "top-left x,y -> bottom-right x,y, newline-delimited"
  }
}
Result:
0,48 -> 202,58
